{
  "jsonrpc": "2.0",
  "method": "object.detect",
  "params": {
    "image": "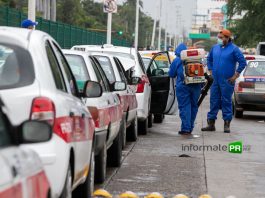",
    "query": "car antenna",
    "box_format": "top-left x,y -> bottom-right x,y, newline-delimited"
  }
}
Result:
101,42 -> 104,53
